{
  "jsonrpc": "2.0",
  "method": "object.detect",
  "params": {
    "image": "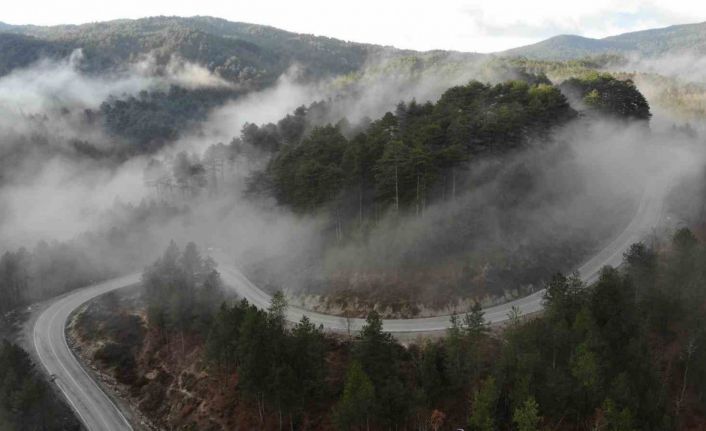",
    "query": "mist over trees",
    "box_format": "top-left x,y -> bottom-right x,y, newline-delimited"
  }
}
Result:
123,72 -> 656,314
98,85 -> 243,154
143,241 -> 224,338
0,16 -> 391,85
174,76 -> 644,311
263,80 -> 575,214
559,73 -> 651,120
0,200 -> 186,315
83,230 -> 706,430
2,13 -> 706,431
